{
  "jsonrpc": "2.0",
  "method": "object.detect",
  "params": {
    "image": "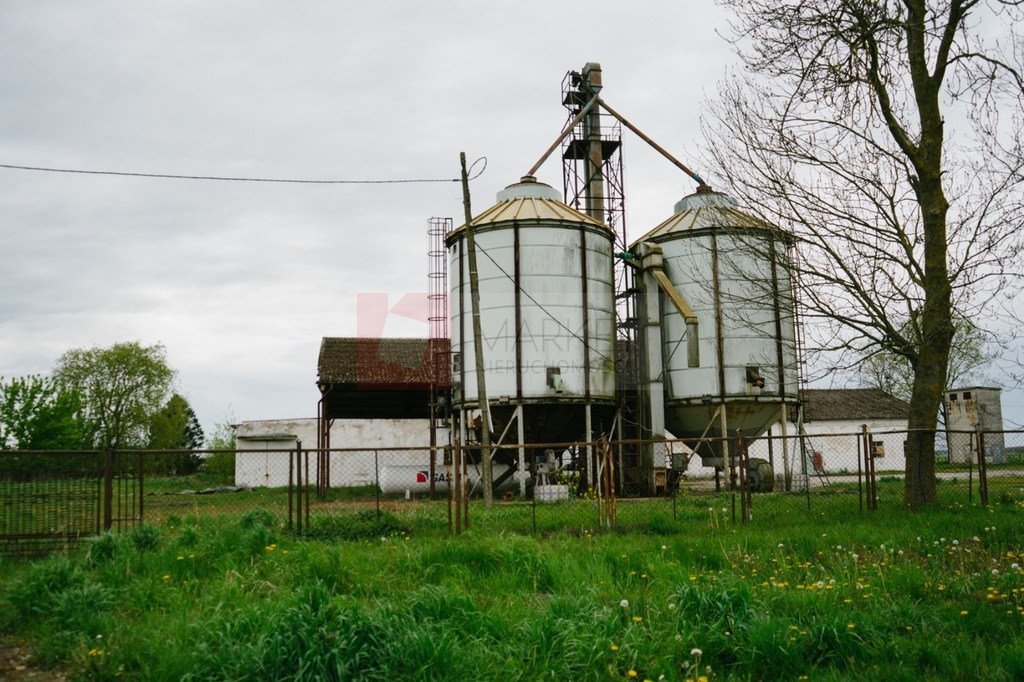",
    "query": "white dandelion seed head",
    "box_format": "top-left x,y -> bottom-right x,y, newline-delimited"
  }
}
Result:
690,648 -> 703,657
620,599 -> 629,608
